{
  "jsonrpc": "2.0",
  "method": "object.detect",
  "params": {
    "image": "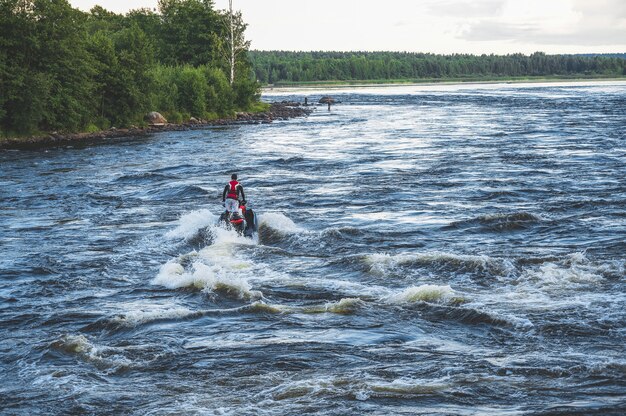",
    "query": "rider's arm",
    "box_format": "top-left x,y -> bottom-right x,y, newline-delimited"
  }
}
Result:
222,185 -> 228,201
239,185 -> 245,201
